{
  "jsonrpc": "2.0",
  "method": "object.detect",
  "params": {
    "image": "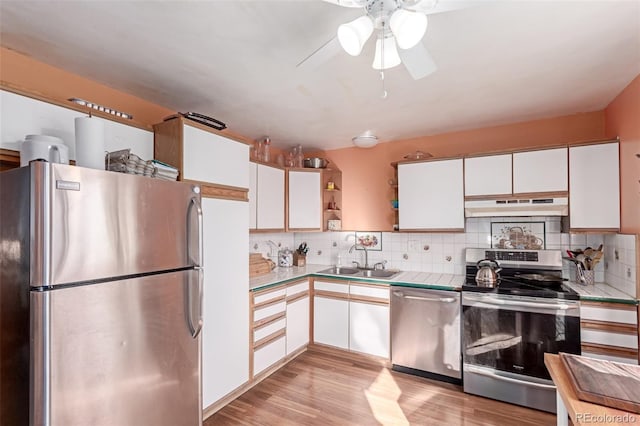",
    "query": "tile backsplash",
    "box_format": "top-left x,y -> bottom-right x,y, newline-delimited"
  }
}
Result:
604,234 -> 637,298
249,217 -> 636,297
